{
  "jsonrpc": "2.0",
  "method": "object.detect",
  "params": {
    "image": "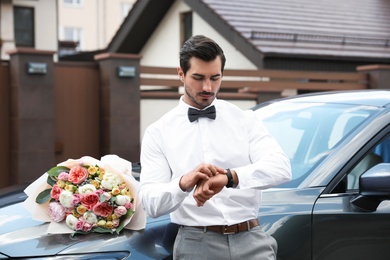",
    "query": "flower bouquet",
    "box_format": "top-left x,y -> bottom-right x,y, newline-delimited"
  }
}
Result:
22,155 -> 146,235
